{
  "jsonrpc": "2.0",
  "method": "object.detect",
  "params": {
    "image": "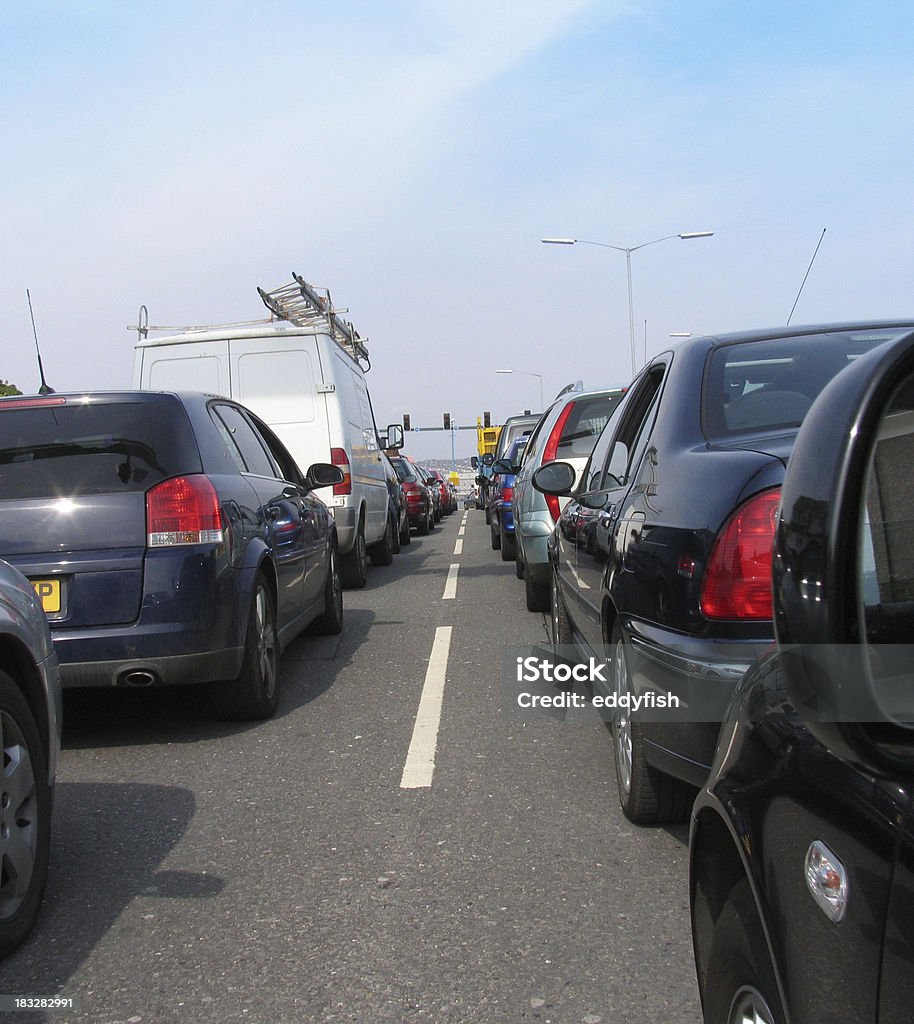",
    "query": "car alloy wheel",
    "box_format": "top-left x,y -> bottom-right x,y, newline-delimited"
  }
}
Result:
312,542 -> 344,636
340,524 -> 369,588
611,631 -> 633,796
210,574 -> 279,721
0,672 -> 51,957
